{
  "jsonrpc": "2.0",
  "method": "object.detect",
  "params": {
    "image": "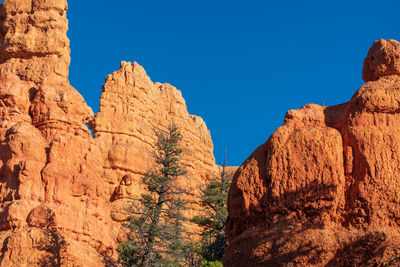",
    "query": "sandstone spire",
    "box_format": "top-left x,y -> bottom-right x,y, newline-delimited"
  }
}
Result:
0,0 -> 70,84
0,0 -> 93,140
0,0 -> 217,266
